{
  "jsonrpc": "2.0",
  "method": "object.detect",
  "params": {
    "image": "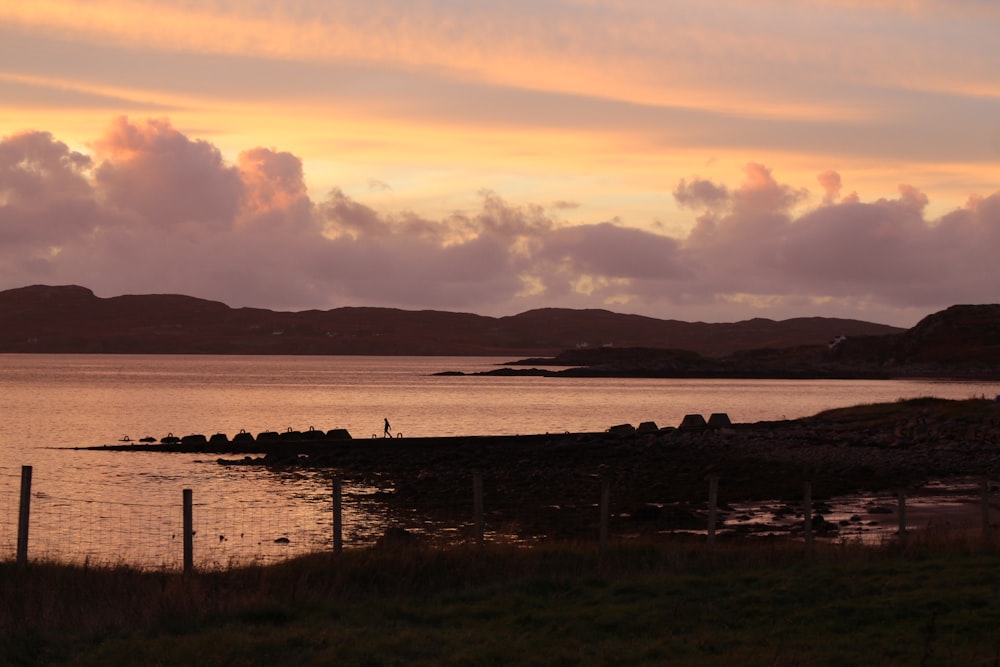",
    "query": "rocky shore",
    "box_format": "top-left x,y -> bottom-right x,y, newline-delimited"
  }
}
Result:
379,397 -> 1000,539
130,397 -> 1000,542
86,397 -> 1000,542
